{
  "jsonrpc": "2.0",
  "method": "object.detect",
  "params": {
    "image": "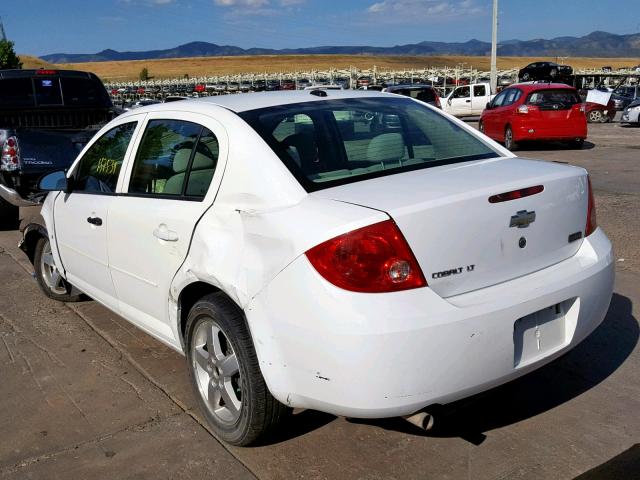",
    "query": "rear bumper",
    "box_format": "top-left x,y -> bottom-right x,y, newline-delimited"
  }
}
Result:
513,122 -> 587,142
248,229 -> 614,418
